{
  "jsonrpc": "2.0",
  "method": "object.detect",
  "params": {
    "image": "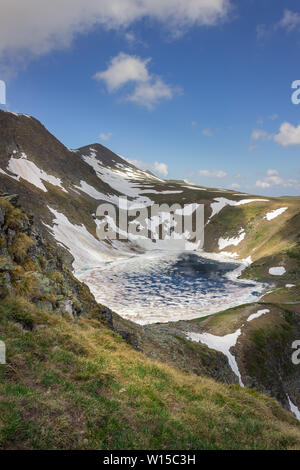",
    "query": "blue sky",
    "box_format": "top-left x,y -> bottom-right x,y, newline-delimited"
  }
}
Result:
1,0 -> 300,195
